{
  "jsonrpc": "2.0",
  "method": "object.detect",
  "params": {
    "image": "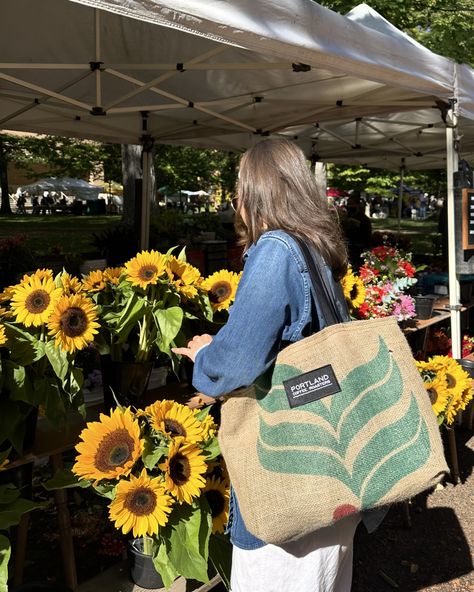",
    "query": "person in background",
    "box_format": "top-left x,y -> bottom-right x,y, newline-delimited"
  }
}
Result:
173,139 -> 364,592
344,191 -> 372,269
